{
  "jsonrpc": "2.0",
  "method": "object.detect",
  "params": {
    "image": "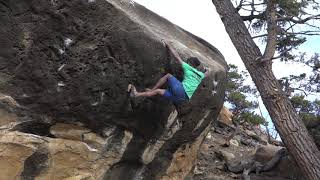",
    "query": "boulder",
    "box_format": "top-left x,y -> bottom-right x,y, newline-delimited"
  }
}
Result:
254,144 -> 283,163
269,155 -> 303,179
215,150 -> 235,162
254,145 -> 303,179
0,129 -> 132,180
0,0 -> 227,179
217,106 -> 233,126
